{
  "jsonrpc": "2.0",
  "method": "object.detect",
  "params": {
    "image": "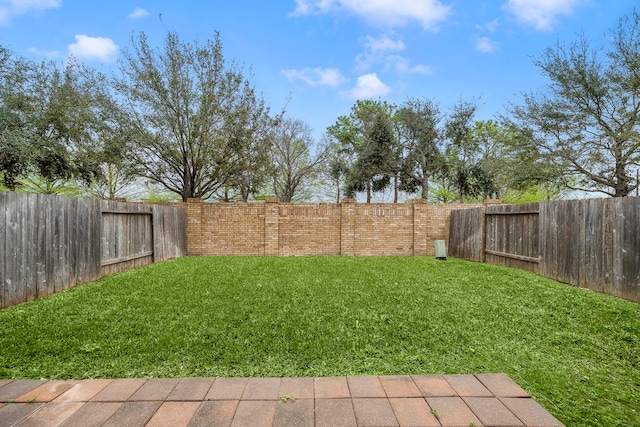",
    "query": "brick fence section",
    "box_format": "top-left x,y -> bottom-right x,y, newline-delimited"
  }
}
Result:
186,198 -> 489,256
